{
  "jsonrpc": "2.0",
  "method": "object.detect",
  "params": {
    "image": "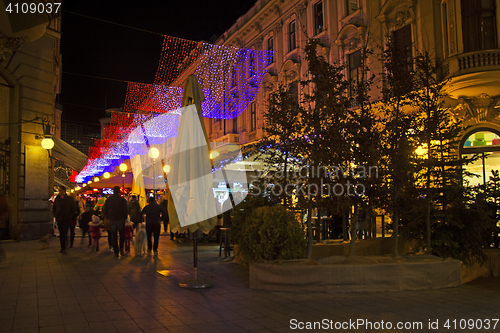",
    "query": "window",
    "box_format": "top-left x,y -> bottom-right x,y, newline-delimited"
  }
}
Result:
393,24 -> 413,73
348,50 -> 362,97
346,0 -> 357,16
267,36 -> 274,64
289,20 -> 296,52
461,0 -> 497,52
314,1 -> 324,35
290,81 -> 299,105
461,130 -> 500,186
233,116 -> 238,134
250,102 -> 257,132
